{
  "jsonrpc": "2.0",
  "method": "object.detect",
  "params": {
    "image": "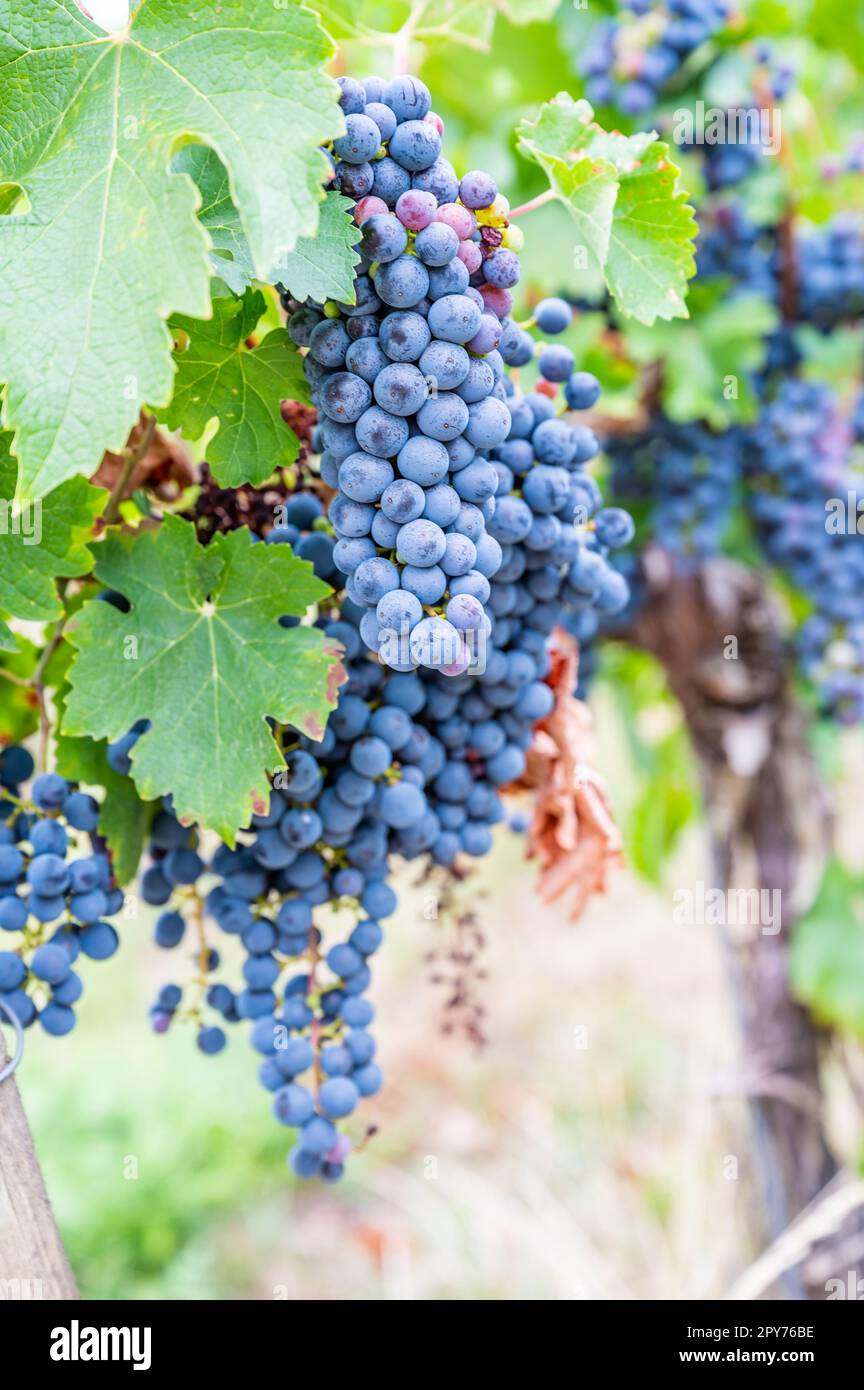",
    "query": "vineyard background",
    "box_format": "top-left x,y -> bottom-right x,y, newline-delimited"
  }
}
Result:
2,0 -> 864,1302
